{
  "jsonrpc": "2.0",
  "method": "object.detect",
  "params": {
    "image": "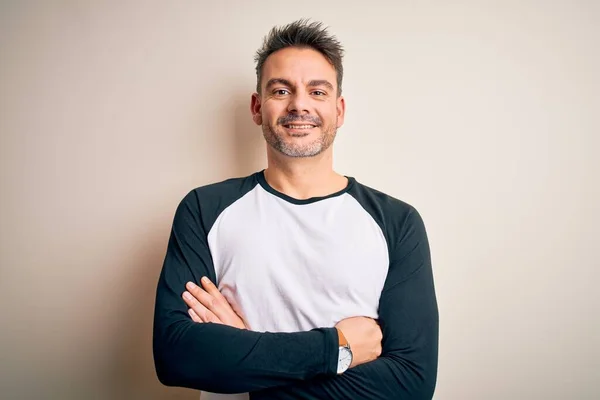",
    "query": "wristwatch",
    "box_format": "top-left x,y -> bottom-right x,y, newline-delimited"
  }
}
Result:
336,327 -> 353,374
